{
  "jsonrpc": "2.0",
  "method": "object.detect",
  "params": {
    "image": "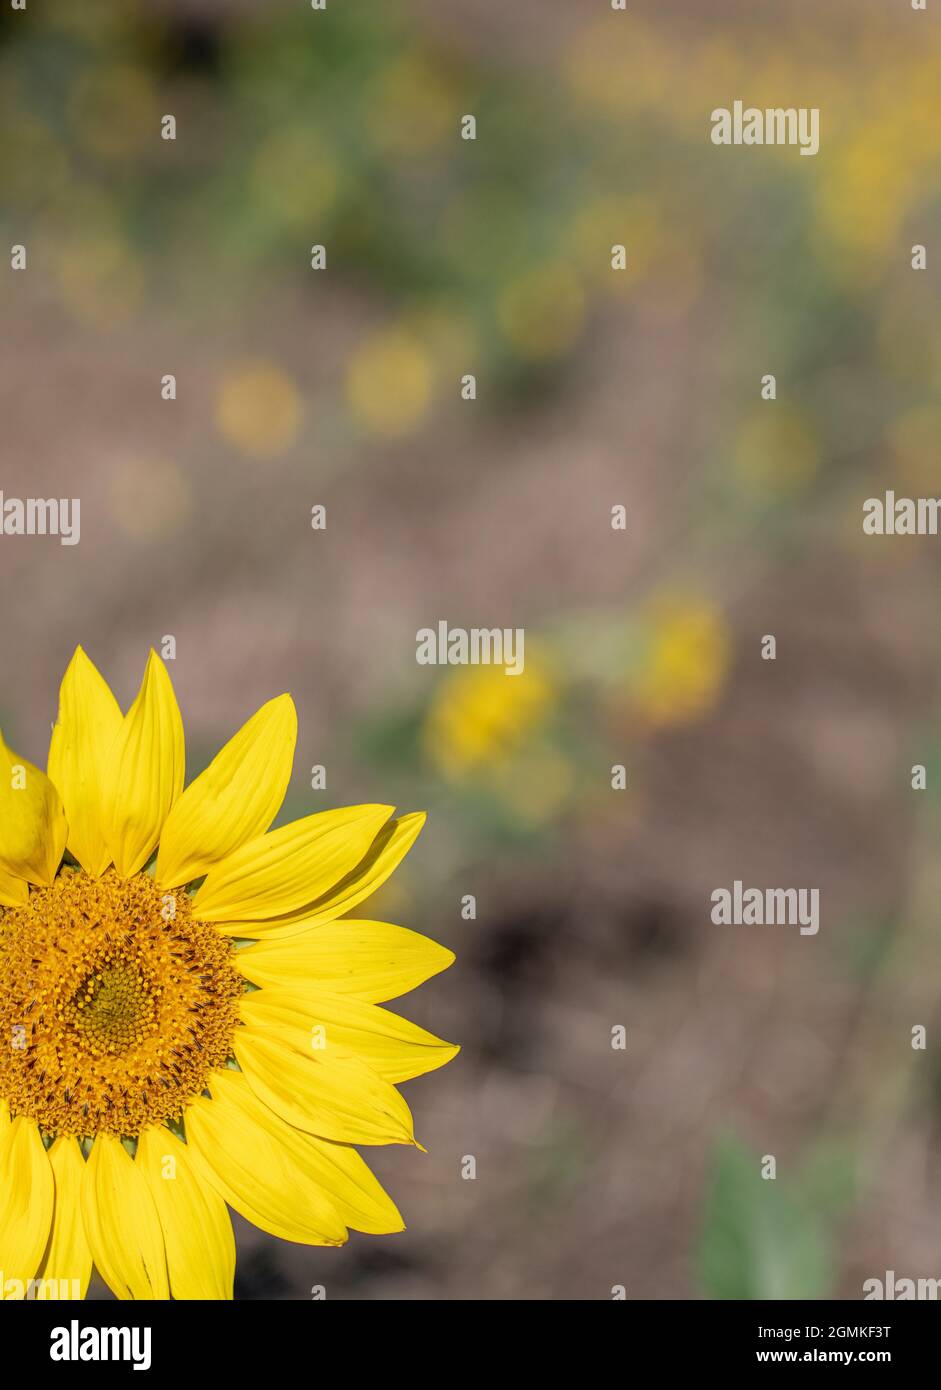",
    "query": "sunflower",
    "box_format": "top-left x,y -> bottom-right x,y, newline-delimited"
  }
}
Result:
422,655 -> 556,780
0,648 -> 457,1300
